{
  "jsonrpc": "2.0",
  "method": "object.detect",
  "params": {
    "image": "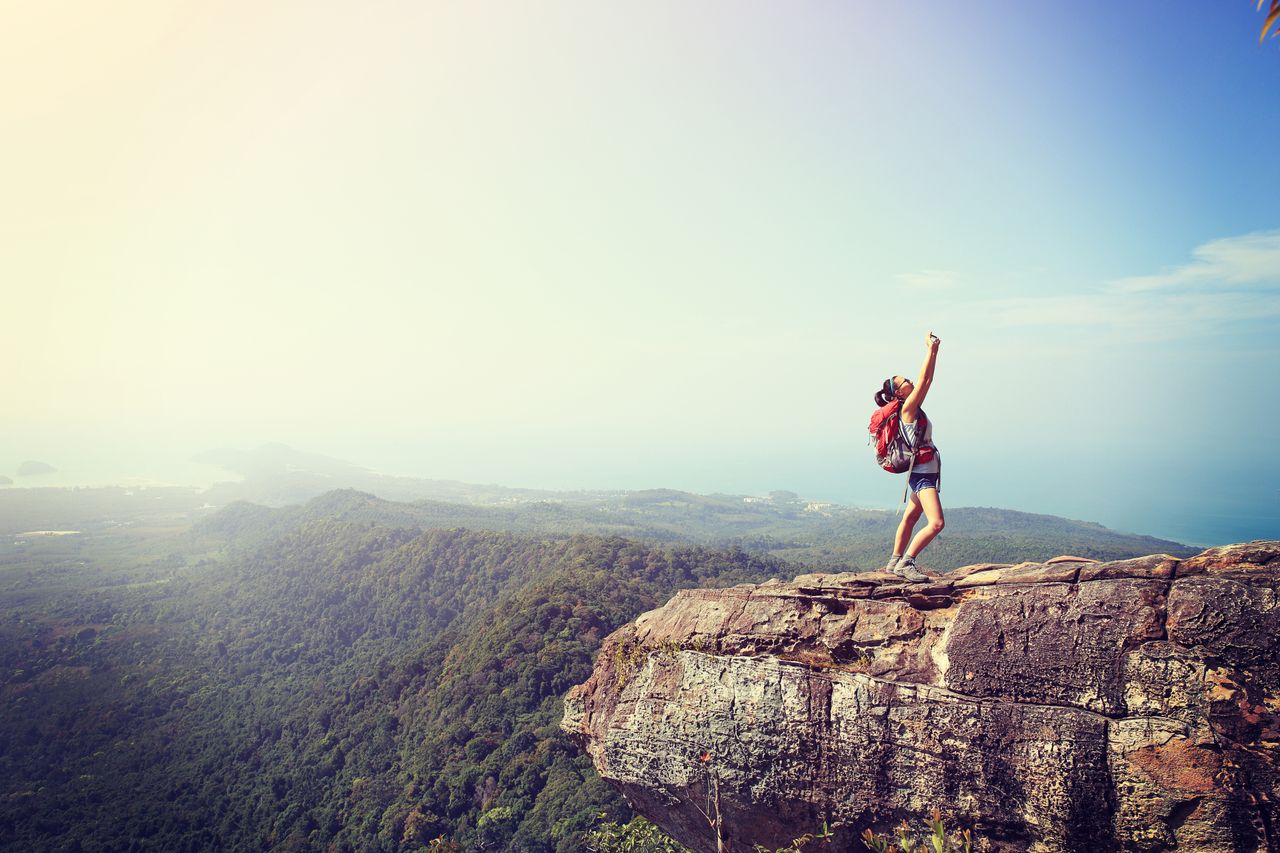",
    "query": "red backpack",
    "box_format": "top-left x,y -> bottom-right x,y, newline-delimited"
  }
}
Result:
868,400 -> 935,474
